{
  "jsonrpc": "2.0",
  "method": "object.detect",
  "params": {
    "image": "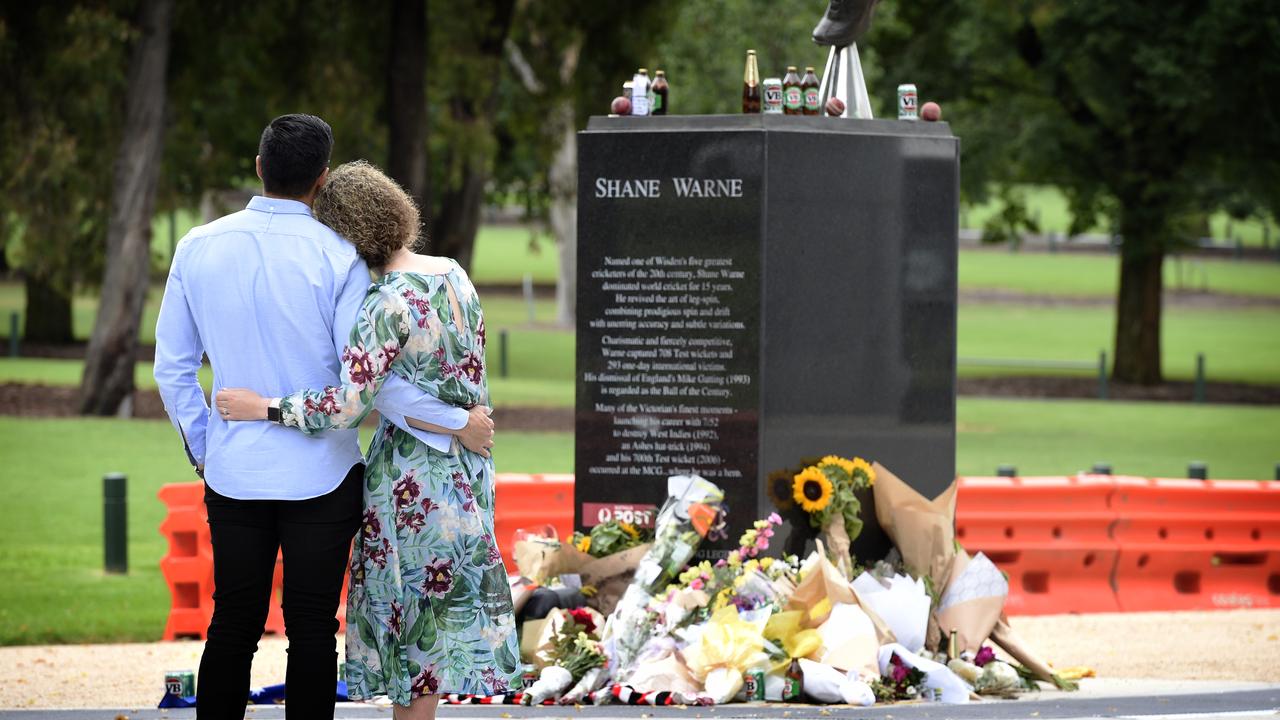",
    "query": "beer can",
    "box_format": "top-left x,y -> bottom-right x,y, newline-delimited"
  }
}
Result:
897,83 -> 919,120
521,663 -> 539,689
742,668 -> 766,701
164,670 -> 196,698
763,78 -> 784,114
